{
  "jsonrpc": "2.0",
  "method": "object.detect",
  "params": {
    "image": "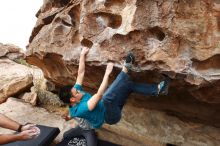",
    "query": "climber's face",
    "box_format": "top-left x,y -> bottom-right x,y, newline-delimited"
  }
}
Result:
70,88 -> 83,104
